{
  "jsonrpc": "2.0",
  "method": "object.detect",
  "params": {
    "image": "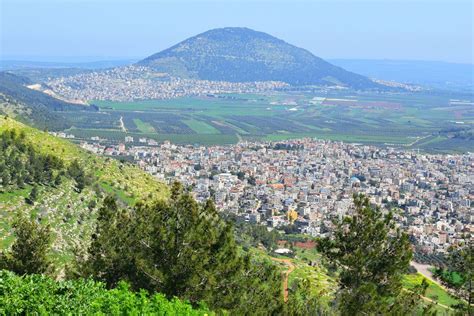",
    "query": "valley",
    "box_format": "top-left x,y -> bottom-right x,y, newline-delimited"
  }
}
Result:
57,91 -> 474,153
